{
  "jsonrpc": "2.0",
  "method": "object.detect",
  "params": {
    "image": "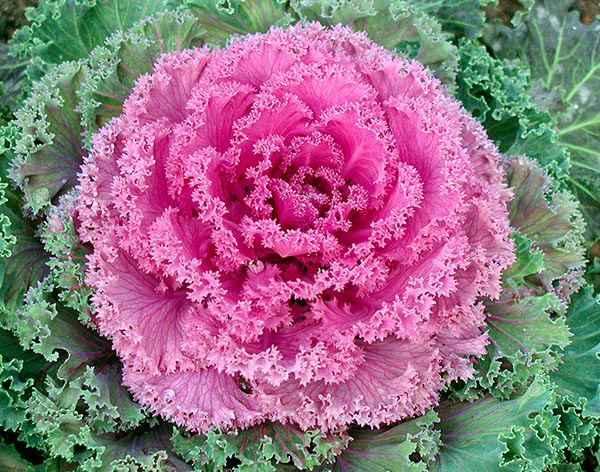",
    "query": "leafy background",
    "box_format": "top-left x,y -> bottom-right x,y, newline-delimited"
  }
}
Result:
0,0 -> 600,471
